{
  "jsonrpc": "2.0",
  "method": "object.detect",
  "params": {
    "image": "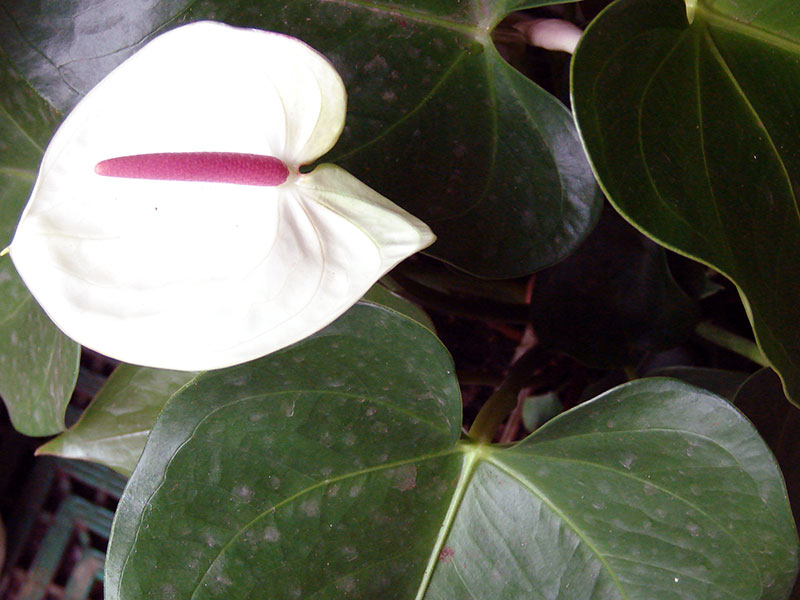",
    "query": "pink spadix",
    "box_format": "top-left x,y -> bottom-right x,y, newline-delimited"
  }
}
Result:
95,152 -> 289,186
